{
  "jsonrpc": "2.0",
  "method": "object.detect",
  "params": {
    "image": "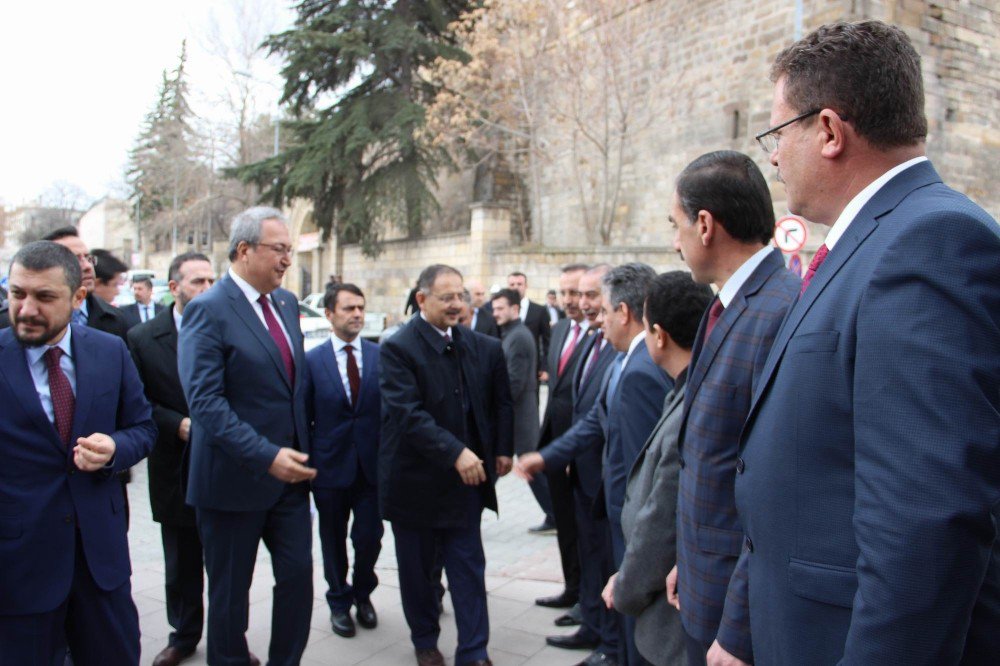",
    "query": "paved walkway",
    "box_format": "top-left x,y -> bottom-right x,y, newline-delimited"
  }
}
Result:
128,445 -> 593,664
